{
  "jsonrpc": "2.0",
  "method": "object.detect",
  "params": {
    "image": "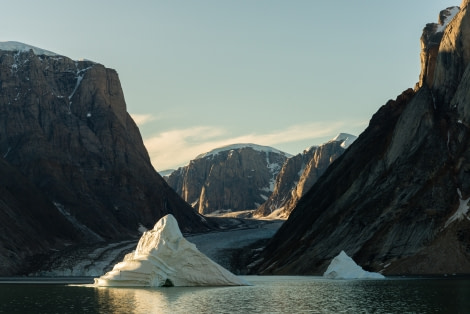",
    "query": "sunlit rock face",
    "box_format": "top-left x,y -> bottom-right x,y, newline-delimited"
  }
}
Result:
323,251 -> 385,279
254,3 -> 470,276
95,214 -> 249,287
417,6 -> 460,89
166,144 -> 291,215
254,134 -> 356,218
